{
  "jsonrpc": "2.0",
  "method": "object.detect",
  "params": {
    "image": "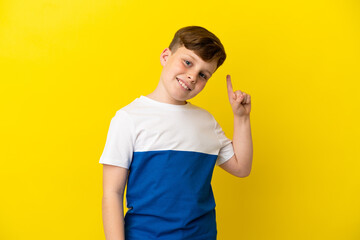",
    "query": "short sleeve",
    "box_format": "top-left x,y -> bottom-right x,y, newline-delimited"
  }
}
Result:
99,110 -> 135,169
213,118 -> 235,166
